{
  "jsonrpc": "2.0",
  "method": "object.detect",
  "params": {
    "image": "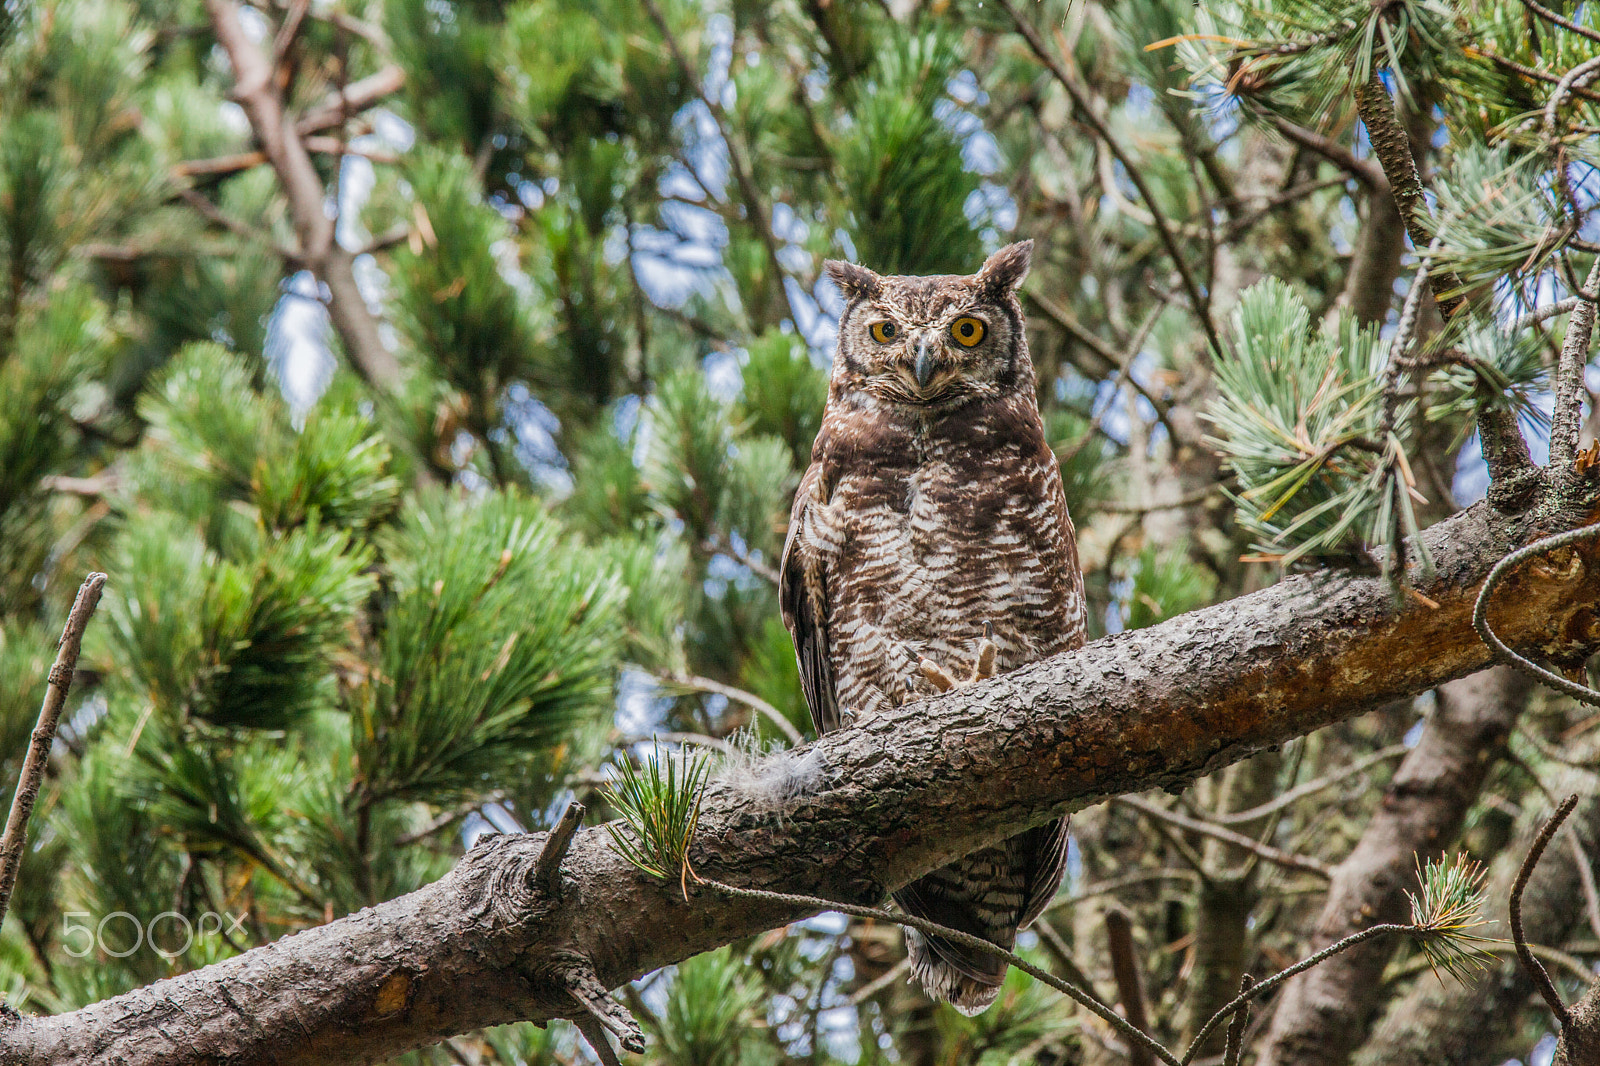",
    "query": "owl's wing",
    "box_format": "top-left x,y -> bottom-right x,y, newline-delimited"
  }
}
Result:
780,463 -> 840,736
1018,816 -> 1071,930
